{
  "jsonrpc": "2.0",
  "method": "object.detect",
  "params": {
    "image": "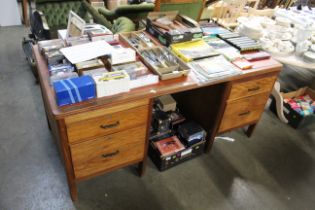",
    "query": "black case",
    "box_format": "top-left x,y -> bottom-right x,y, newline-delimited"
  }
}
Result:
178,121 -> 206,146
149,139 -> 205,171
